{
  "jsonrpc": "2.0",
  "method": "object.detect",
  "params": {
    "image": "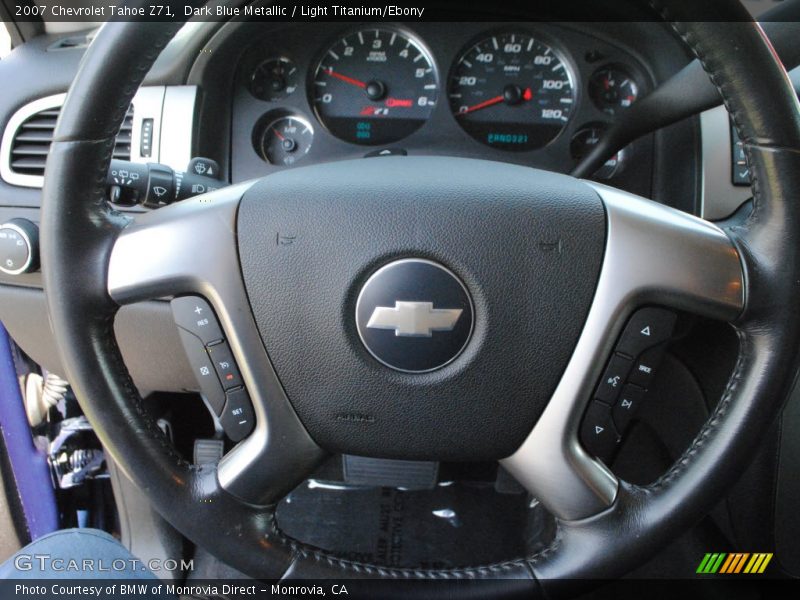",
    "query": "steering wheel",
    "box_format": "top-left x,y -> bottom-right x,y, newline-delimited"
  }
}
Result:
39,0 -> 800,594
